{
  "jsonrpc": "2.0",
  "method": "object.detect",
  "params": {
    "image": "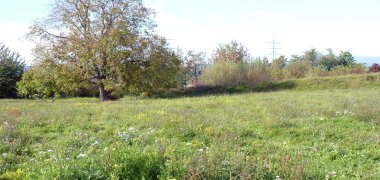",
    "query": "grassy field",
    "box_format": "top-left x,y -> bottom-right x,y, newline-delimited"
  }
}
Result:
1,74 -> 380,179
